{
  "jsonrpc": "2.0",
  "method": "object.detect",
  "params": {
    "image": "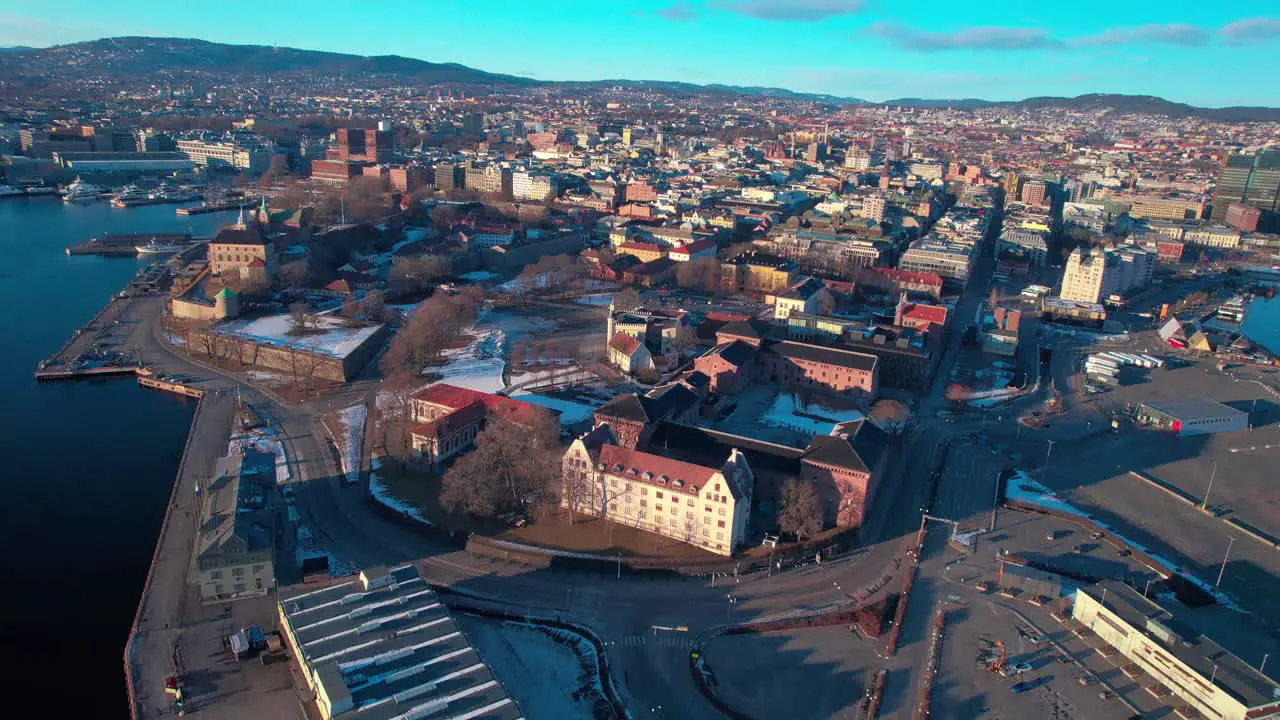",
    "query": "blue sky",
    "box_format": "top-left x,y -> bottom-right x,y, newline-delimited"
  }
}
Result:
2,0 -> 1278,106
